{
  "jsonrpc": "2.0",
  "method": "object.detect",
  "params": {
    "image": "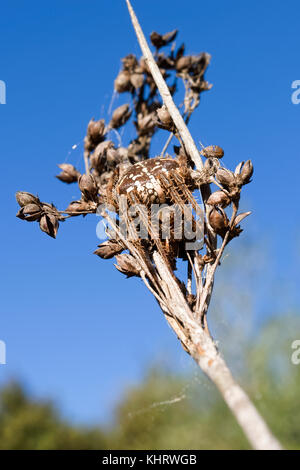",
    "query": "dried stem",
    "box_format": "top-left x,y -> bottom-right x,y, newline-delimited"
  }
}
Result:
126,0 -> 203,171
125,0 -> 282,450
153,251 -> 282,450
83,150 -> 90,174
197,203 -> 238,321
161,132 -> 174,157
